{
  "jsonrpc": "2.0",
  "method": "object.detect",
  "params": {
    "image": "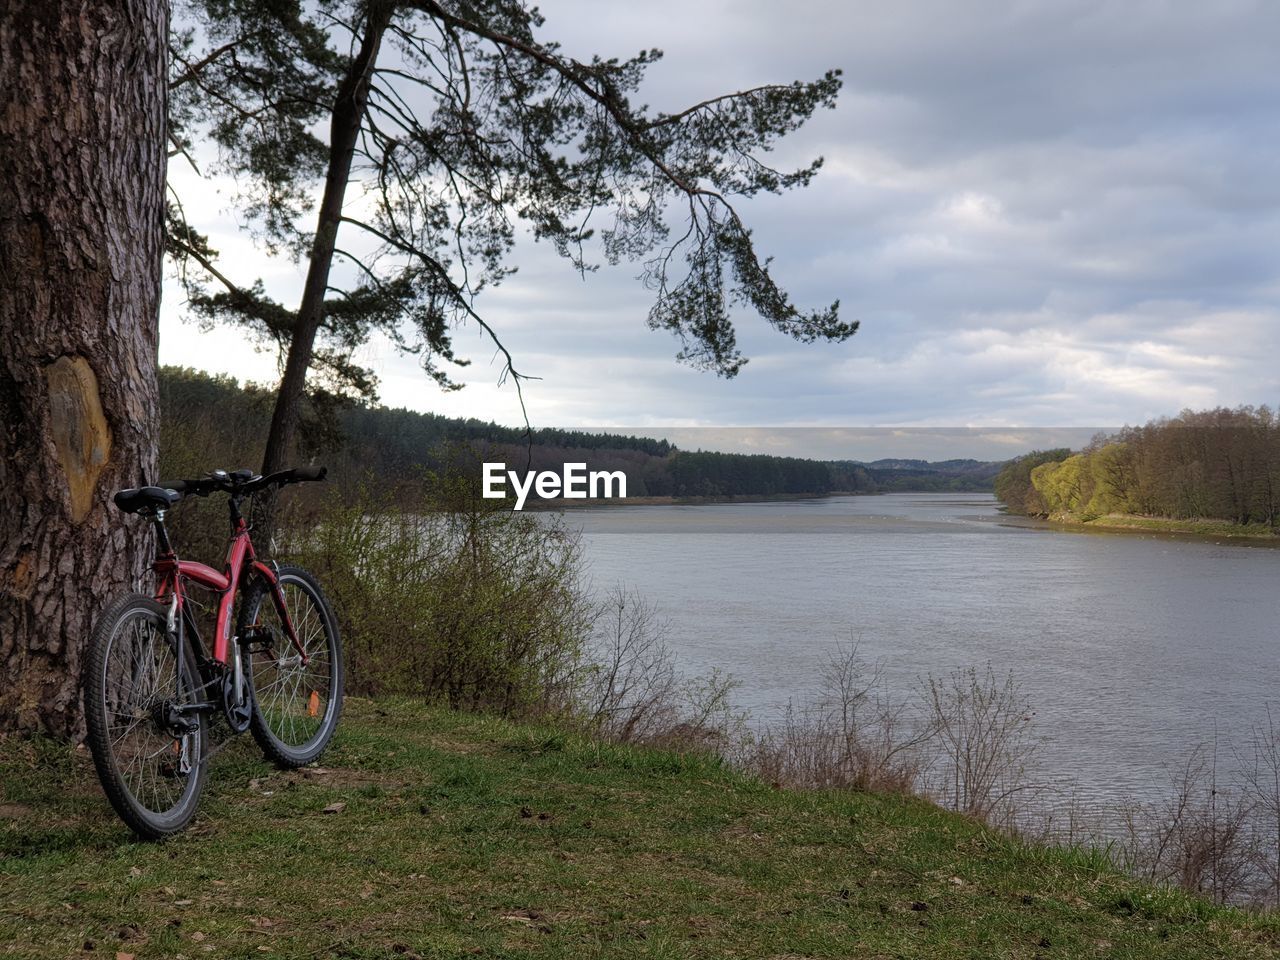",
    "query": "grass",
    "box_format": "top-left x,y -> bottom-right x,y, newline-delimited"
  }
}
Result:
3,700 -> 1279,959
